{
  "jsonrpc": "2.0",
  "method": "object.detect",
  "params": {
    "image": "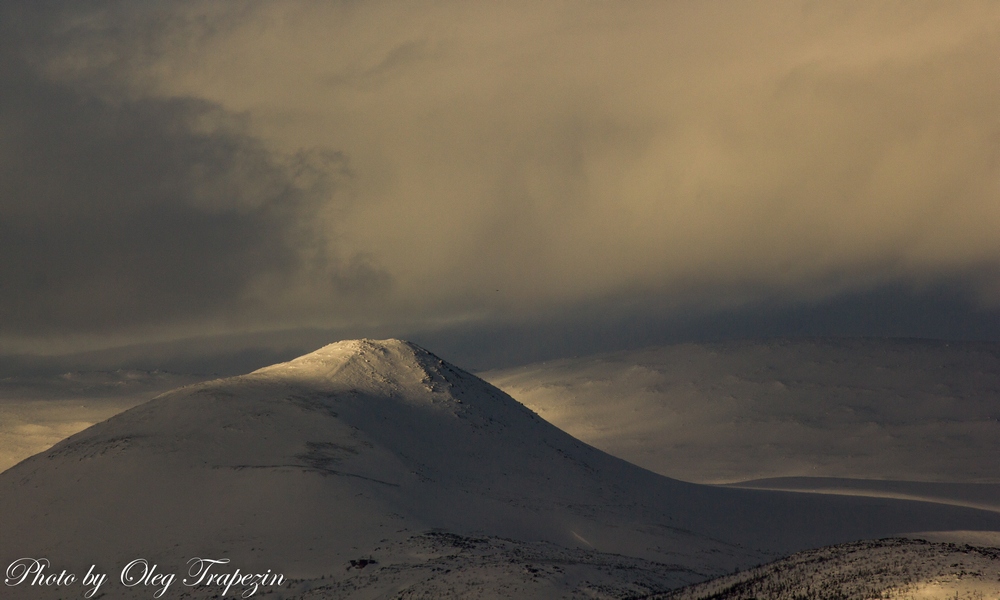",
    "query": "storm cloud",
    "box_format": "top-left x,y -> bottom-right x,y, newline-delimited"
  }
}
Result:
0,2 -> 390,352
2,1 -> 1000,355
